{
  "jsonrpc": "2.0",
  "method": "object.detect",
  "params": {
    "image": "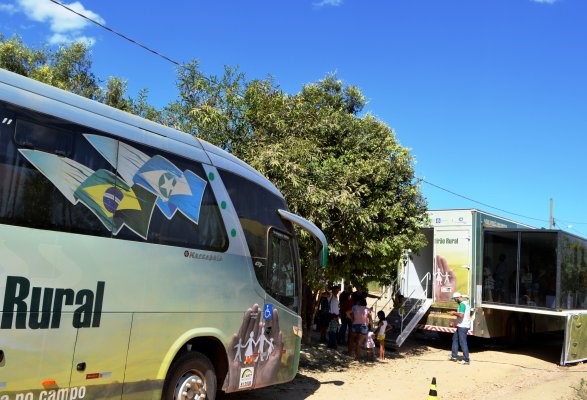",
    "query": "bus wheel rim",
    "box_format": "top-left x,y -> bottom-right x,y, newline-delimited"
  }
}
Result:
174,371 -> 206,400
